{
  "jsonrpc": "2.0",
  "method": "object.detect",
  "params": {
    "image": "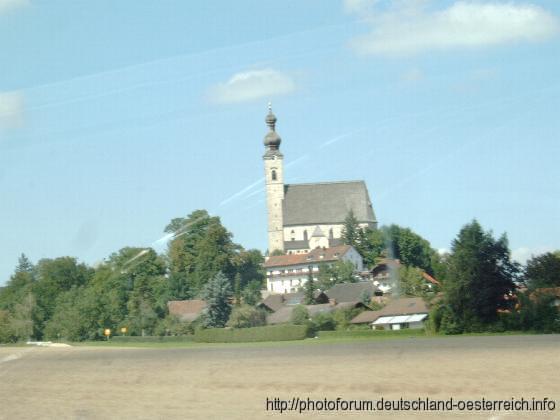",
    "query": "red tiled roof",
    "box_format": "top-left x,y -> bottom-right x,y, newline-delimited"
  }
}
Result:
421,272 -> 440,286
167,300 -> 207,322
264,245 -> 353,268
